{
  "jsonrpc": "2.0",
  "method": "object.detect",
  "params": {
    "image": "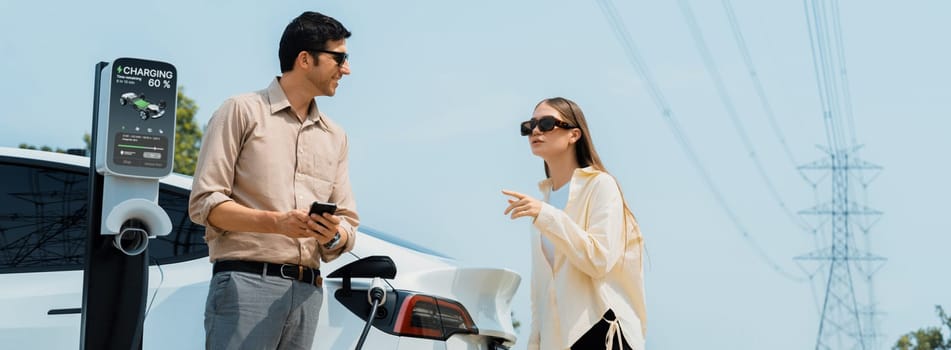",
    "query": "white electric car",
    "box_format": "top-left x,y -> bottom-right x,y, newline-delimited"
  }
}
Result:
0,147 -> 520,349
